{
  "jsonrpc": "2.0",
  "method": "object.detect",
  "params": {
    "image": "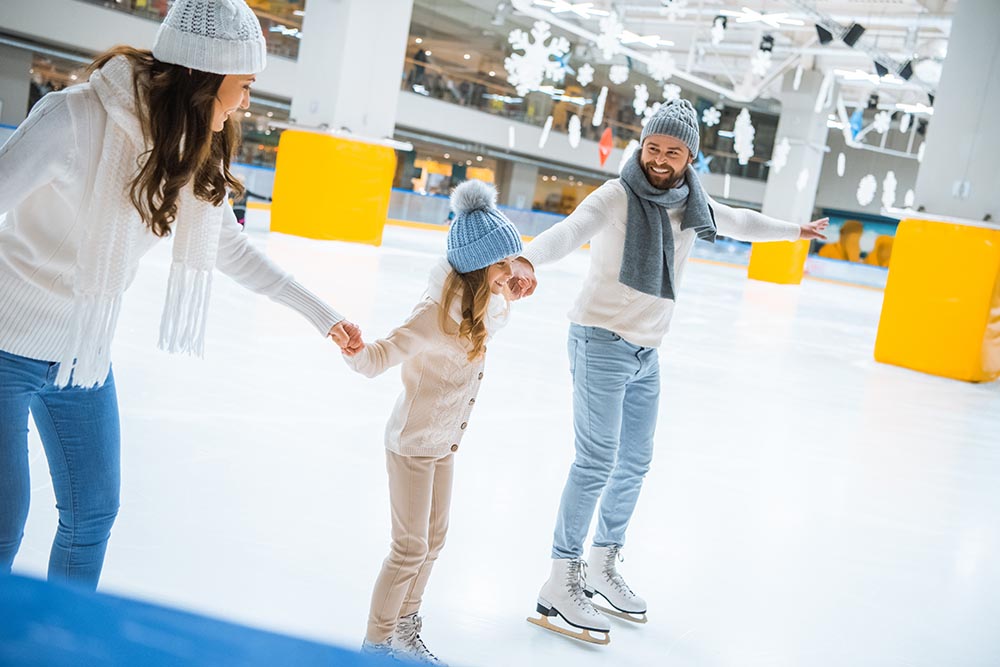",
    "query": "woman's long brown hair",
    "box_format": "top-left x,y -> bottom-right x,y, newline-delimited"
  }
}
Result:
87,46 -> 244,237
440,267 -> 494,362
